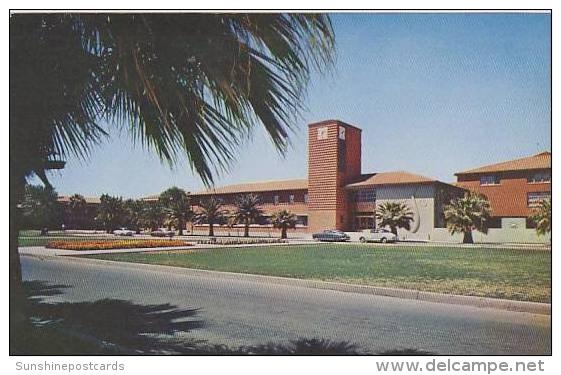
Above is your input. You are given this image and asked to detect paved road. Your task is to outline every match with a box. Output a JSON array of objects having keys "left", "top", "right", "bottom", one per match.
[{"left": 21, "top": 255, "right": 551, "bottom": 355}]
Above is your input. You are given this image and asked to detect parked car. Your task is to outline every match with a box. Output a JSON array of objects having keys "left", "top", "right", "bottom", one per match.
[
  {"left": 151, "top": 228, "right": 175, "bottom": 237},
  {"left": 358, "top": 228, "right": 397, "bottom": 243},
  {"left": 312, "top": 229, "right": 350, "bottom": 242},
  {"left": 113, "top": 228, "right": 135, "bottom": 236}
]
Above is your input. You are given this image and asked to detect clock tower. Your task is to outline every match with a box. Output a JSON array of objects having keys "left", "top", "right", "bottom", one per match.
[{"left": 307, "top": 120, "right": 362, "bottom": 232}]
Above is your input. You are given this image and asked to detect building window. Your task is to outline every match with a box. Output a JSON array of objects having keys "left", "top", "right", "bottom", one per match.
[
  {"left": 273, "top": 195, "right": 280, "bottom": 205},
  {"left": 526, "top": 218, "right": 537, "bottom": 229},
  {"left": 486, "top": 217, "right": 502, "bottom": 229},
  {"left": 296, "top": 215, "right": 308, "bottom": 226},
  {"left": 527, "top": 192, "right": 551, "bottom": 208},
  {"left": 354, "top": 188, "right": 376, "bottom": 203},
  {"left": 289, "top": 194, "right": 295, "bottom": 204},
  {"left": 528, "top": 172, "right": 551, "bottom": 183},
  {"left": 304, "top": 194, "right": 309, "bottom": 204},
  {"left": 480, "top": 175, "right": 500, "bottom": 185}
]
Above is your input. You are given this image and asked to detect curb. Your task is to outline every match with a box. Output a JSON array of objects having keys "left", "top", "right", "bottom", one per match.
[{"left": 23, "top": 253, "right": 551, "bottom": 316}]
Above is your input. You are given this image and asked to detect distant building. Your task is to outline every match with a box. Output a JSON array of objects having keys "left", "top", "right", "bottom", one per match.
[
  {"left": 59, "top": 120, "right": 551, "bottom": 243},
  {"left": 453, "top": 151, "right": 551, "bottom": 242},
  {"left": 188, "top": 120, "right": 464, "bottom": 240},
  {"left": 56, "top": 196, "right": 101, "bottom": 230}
]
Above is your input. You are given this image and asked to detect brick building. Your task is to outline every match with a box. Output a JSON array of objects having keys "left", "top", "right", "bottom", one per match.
[
  {"left": 189, "top": 120, "right": 465, "bottom": 239},
  {"left": 58, "top": 119, "right": 551, "bottom": 243},
  {"left": 454, "top": 152, "right": 551, "bottom": 232}
]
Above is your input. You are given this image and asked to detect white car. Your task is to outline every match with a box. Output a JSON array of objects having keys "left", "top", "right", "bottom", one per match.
[
  {"left": 358, "top": 228, "right": 397, "bottom": 243},
  {"left": 113, "top": 228, "right": 135, "bottom": 236}
]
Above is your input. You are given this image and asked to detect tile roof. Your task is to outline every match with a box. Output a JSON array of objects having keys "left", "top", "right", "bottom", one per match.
[
  {"left": 345, "top": 171, "right": 437, "bottom": 188},
  {"left": 455, "top": 152, "right": 551, "bottom": 175},
  {"left": 57, "top": 196, "right": 101, "bottom": 204},
  {"left": 141, "top": 194, "right": 160, "bottom": 201},
  {"left": 191, "top": 178, "right": 308, "bottom": 196}
]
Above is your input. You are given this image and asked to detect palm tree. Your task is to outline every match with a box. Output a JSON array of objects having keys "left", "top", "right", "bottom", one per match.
[
  {"left": 96, "top": 194, "right": 125, "bottom": 233},
  {"left": 375, "top": 202, "right": 414, "bottom": 236},
  {"left": 20, "top": 184, "right": 63, "bottom": 230},
  {"left": 270, "top": 210, "right": 297, "bottom": 239},
  {"left": 9, "top": 13, "right": 334, "bottom": 328},
  {"left": 444, "top": 192, "right": 492, "bottom": 244},
  {"left": 195, "top": 197, "right": 227, "bottom": 237},
  {"left": 123, "top": 199, "right": 144, "bottom": 233},
  {"left": 159, "top": 187, "right": 191, "bottom": 236},
  {"left": 233, "top": 194, "right": 264, "bottom": 237},
  {"left": 139, "top": 202, "right": 166, "bottom": 232},
  {"left": 529, "top": 199, "right": 551, "bottom": 236}
]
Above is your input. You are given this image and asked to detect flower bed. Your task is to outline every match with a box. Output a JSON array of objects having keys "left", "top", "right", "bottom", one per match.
[
  {"left": 196, "top": 238, "right": 286, "bottom": 246},
  {"left": 46, "top": 239, "right": 193, "bottom": 251}
]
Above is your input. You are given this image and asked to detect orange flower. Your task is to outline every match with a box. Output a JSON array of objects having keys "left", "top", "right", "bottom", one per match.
[{"left": 46, "top": 239, "right": 193, "bottom": 251}]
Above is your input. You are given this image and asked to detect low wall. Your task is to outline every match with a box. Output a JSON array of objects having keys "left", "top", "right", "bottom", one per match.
[{"left": 429, "top": 228, "right": 549, "bottom": 244}]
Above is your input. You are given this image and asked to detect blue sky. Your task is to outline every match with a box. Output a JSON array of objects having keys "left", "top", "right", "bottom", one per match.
[{"left": 39, "top": 12, "right": 551, "bottom": 198}]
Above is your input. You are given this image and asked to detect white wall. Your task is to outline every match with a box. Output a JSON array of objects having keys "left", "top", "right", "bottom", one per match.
[
  {"left": 376, "top": 184, "right": 435, "bottom": 241},
  {"left": 429, "top": 218, "right": 549, "bottom": 244}
]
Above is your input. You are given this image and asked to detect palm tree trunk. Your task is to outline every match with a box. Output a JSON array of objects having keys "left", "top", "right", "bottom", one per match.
[
  {"left": 244, "top": 220, "right": 249, "bottom": 237},
  {"left": 391, "top": 226, "right": 398, "bottom": 236},
  {"left": 178, "top": 218, "right": 184, "bottom": 236},
  {"left": 463, "top": 230, "right": 474, "bottom": 244},
  {"left": 281, "top": 226, "right": 287, "bottom": 239},
  {"left": 10, "top": 169, "right": 26, "bottom": 332},
  {"left": 209, "top": 222, "right": 214, "bottom": 237}
]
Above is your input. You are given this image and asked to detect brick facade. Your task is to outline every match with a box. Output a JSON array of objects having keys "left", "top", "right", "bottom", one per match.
[
  {"left": 307, "top": 120, "right": 362, "bottom": 232},
  {"left": 456, "top": 169, "right": 551, "bottom": 218}
]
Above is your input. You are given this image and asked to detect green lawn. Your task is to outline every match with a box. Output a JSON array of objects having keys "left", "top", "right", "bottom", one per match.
[{"left": 84, "top": 244, "right": 551, "bottom": 303}]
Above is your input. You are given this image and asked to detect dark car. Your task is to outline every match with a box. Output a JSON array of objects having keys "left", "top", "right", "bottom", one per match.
[
  {"left": 312, "top": 229, "right": 350, "bottom": 242},
  {"left": 151, "top": 228, "right": 175, "bottom": 237}
]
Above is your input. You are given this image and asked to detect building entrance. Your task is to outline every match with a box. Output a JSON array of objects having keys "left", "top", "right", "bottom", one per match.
[{"left": 354, "top": 215, "right": 375, "bottom": 230}]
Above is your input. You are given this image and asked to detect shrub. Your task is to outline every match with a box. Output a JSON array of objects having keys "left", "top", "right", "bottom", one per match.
[
  {"left": 46, "top": 240, "right": 193, "bottom": 251},
  {"left": 196, "top": 238, "right": 286, "bottom": 246}
]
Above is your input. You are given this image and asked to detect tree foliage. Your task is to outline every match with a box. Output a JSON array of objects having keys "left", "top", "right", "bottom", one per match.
[
  {"left": 194, "top": 197, "right": 227, "bottom": 236},
  {"left": 529, "top": 199, "right": 551, "bottom": 237},
  {"left": 96, "top": 194, "right": 125, "bottom": 233},
  {"left": 139, "top": 202, "right": 166, "bottom": 232},
  {"left": 270, "top": 210, "right": 297, "bottom": 239},
  {"left": 159, "top": 187, "right": 191, "bottom": 235},
  {"left": 20, "top": 184, "right": 63, "bottom": 230},
  {"left": 10, "top": 13, "right": 335, "bottom": 185},
  {"left": 233, "top": 194, "right": 264, "bottom": 237},
  {"left": 444, "top": 192, "right": 491, "bottom": 244},
  {"left": 123, "top": 199, "right": 144, "bottom": 233},
  {"left": 375, "top": 202, "right": 414, "bottom": 236}
]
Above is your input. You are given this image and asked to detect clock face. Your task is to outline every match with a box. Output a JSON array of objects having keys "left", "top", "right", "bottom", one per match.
[
  {"left": 338, "top": 126, "right": 346, "bottom": 140},
  {"left": 317, "top": 126, "right": 328, "bottom": 140}
]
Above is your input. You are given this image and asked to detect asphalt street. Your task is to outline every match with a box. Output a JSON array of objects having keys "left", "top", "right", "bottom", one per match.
[{"left": 21, "top": 255, "right": 551, "bottom": 355}]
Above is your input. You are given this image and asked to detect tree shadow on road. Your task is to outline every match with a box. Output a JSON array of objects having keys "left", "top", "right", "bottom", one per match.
[
  {"left": 13, "top": 281, "right": 205, "bottom": 355},
  {"left": 12, "top": 281, "right": 435, "bottom": 355}
]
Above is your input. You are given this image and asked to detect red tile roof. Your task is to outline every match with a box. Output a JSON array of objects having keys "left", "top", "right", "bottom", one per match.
[
  {"left": 57, "top": 196, "right": 101, "bottom": 204},
  {"left": 455, "top": 152, "right": 551, "bottom": 175},
  {"left": 191, "top": 179, "right": 308, "bottom": 196},
  {"left": 345, "top": 171, "right": 437, "bottom": 188}
]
